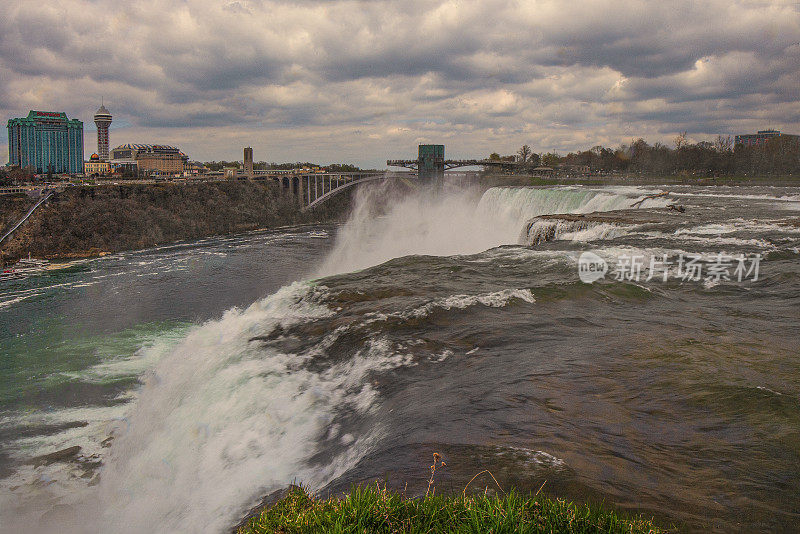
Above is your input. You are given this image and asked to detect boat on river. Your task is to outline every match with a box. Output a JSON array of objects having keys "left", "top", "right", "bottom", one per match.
[{"left": 1, "top": 255, "right": 50, "bottom": 280}]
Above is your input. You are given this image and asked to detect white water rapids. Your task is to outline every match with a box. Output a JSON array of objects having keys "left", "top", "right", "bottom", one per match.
[
  {"left": 317, "top": 183, "right": 669, "bottom": 275},
  {"left": 0, "top": 184, "right": 672, "bottom": 533}
]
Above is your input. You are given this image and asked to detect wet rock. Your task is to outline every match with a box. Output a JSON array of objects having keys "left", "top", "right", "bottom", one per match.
[
  {"left": 523, "top": 208, "right": 688, "bottom": 246},
  {"left": 249, "top": 325, "right": 285, "bottom": 342},
  {"left": 534, "top": 207, "right": 685, "bottom": 226},
  {"left": 30, "top": 445, "right": 82, "bottom": 467}
]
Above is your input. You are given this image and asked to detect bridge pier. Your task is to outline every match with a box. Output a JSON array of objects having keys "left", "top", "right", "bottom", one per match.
[{"left": 297, "top": 175, "right": 304, "bottom": 205}]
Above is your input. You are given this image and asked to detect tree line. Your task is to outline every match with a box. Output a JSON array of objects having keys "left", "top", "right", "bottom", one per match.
[
  {"left": 499, "top": 134, "right": 800, "bottom": 176},
  {"left": 202, "top": 161, "right": 366, "bottom": 172}
]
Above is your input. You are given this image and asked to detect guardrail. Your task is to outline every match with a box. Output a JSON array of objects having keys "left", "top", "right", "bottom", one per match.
[
  {"left": 0, "top": 190, "right": 53, "bottom": 245},
  {"left": 0, "top": 186, "right": 39, "bottom": 195}
]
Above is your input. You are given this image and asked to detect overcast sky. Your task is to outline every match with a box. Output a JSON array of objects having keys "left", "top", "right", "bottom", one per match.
[{"left": 2, "top": 0, "right": 799, "bottom": 167}]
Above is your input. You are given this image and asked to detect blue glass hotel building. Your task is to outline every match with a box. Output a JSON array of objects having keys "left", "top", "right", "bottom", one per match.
[{"left": 7, "top": 111, "right": 84, "bottom": 174}]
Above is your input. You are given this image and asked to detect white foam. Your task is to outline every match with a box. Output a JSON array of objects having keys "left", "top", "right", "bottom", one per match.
[
  {"left": 3, "top": 401, "right": 134, "bottom": 463},
  {"left": 0, "top": 294, "right": 34, "bottom": 309},
  {"left": 522, "top": 219, "right": 632, "bottom": 246},
  {"left": 69, "top": 326, "right": 193, "bottom": 383},
  {"left": 675, "top": 224, "right": 737, "bottom": 236},
  {"left": 560, "top": 223, "right": 630, "bottom": 242},
  {"left": 673, "top": 234, "right": 775, "bottom": 249},
  {"left": 496, "top": 446, "right": 567, "bottom": 469},
  {"left": 0, "top": 280, "right": 455, "bottom": 533},
  {"left": 409, "top": 288, "right": 536, "bottom": 316},
  {"left": 671, "top": 192, "right": 800, "bottom": 202},
  {"left": 360, "top": 289, "right": 536, "bottom": 327},
  {"left": 317, "top": 184, "right": 672, "bottom": 276},
  {"left": 0, "top": 280, "right": 104, "bottom": 309},
  {"left": 676, "top": 220, "right": 800, "bottom": 236}
]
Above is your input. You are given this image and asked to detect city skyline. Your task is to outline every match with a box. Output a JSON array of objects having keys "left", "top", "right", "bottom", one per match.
[{"left": 1, "top": 0, "right": 799, "bottom": 168}]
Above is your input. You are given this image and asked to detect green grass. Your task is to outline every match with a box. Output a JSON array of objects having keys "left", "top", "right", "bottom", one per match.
[{"left": 238, "top": 485, "right": 665, "bottom": 533}]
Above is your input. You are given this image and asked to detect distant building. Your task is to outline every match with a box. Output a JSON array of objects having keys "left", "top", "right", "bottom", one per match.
[
  {"left": 85, "top": 153, "right": 111, "bottom": 176},
  {"left": 109, "top": 143, "right": 189, "bottom": 175},
  {"left": 735, "top": 129, "right": 800, "bottom": 148},
  {"left": 418, "top": 144, "right": 444, "bottom": 181},
  {"left": 244, "top": 147, "right": 254, "bottom": 178},
  {"left": 184, "top": 161, "right": 208, "bottom": 175},
  {"left": 93, "top": 104, "right": 112, "bottom": 162},
  {"left": 7, "top": 110, "right": 84, "bottom": 174}
]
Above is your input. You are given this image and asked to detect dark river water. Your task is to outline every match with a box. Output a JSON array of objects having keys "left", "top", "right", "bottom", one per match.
[{"left": 0, "top": 183, "right": 798, "bottom": 533}]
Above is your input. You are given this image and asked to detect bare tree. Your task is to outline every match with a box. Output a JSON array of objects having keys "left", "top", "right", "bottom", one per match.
[
  {"left": 674, "top": 131, "right": 688, "bottom": 150},
  {"left": 714, "top": 135, "right": 732, "bottom": 153},
  {"left": 517, "top": 144, "right": 532, "bottom": 164}
]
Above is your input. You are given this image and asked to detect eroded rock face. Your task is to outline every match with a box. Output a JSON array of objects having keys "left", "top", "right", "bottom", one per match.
[
  {"left": 521, "top": 207, "right": 689, "bottom": 246},
  {"left": 533, "top": 207, "right": 684, "bottom": 226},
  {"left": 1, "top": 181, "right": 353, "bottom": 263}
]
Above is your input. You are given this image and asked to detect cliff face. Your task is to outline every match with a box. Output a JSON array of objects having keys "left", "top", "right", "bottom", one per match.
[
  {"left": 0, "top": 195, "right": 32, "bottom": 235},
  {"left": 0, "top": 181, "right": 351, "bottom": 263}
]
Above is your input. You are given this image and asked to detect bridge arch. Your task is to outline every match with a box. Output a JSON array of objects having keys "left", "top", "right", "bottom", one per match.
[{"left": 301, "top": 174, "right": 401, "bottom": 211}]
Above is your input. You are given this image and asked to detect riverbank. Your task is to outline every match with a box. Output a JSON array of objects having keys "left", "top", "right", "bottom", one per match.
[
  {"left": 236, "top": 485, "right": 664, "bottom": 533},
  {"left": 0, "top": 181, "right": 352, "bottom": 264}
]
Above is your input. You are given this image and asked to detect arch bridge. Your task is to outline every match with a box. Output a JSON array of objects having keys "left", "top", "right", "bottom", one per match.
[
  {"left": 260, "top": 172, "right": 393, "bottom": 212},
  {"left": 284, "top": 169, "right": 479, "bottom": 211},
  {"left": 268, "top": 144, "right": 519, "bottom": 210}
]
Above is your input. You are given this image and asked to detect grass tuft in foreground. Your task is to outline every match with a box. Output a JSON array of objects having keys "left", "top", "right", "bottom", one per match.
[{"left": 238, "top": 484, "right": 664, "bottom": 533}]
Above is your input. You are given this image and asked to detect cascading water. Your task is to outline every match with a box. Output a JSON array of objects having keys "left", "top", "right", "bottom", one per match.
[
  {"left": 0, "top": 183, "right": 674, "bottom": 534},
  {"left": 3, "top": 183, "right": 800, "bottom": 534},
  {"left": 521, "top": 220, "right": 631, "bottom": 246},
  {"left": 92, "top": 282, "right": 386, "bottom": 533},
  {"left": 318, "top": 183, "right": 671, "bottom": 276}
]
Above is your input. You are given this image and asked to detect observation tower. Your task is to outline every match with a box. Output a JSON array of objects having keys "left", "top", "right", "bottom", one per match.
[{"left": 93, "top": 104, "right": 112, "bottom": 162}]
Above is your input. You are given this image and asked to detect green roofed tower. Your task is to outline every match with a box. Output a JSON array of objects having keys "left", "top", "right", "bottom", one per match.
[{"left": 7, "top": 110, "right": 84, "bottom": 174}]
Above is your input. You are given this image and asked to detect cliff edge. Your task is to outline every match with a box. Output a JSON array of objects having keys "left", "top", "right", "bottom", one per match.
[{"left": 0, "top": 181, "right": 350, "bottom": 264}]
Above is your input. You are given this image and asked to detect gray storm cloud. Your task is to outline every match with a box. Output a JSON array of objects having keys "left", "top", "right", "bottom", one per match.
[{"left": 1, "top": 0, "right": 798, "bottom": 166}]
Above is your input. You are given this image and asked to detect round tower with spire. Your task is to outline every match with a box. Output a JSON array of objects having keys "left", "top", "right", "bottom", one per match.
[{"left": 94, "top": 102, "right": 112, "bottom": 162}]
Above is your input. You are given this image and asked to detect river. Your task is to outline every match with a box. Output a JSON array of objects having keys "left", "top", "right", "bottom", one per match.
[{"left": 0, "top": 182, "right": 798, "bottom": 533}]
